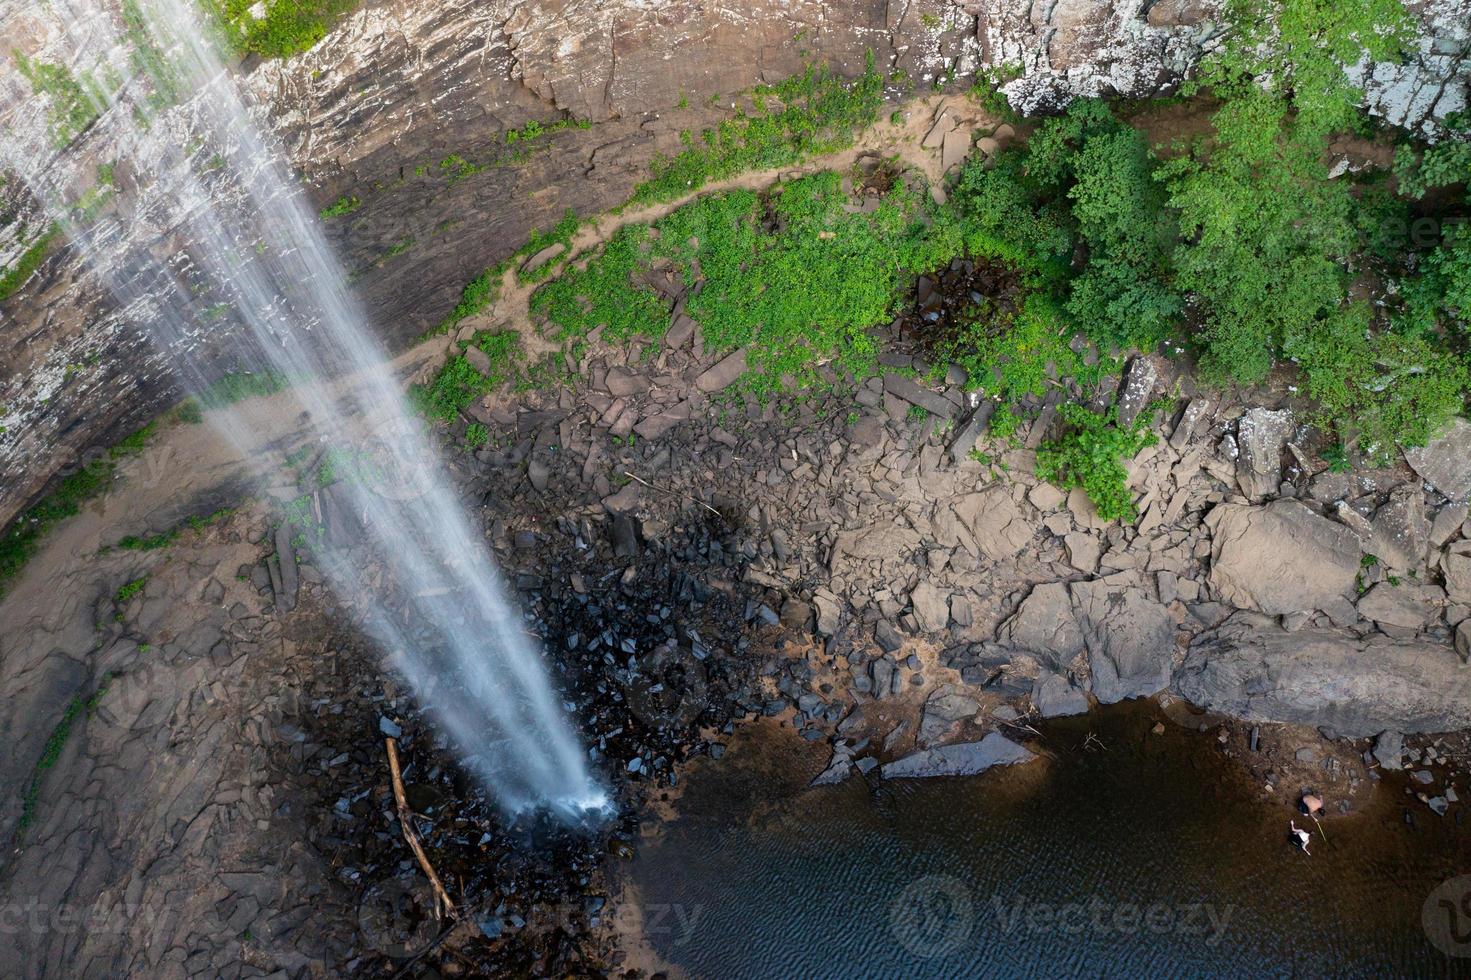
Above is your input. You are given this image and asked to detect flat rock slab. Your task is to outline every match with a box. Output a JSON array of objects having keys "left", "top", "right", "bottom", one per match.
[
  {"left": 831, "top": 524, "right": 922, "bottom": 565},
  {"left": 1206, "top": 499, "right": 1360, "bottom": 616},
  {"left": 882, "top": 372, "right": 956, "bottom": 419},
  {"left": 1174, "top": 612, "right": 1471, "bottom": 735},
  {"left": 694, "top": 348, "right": 747, "bottom": 392},
  {"left": 953, "top": 486, "right": 1036, "bottom": 559},
  {"left": 999, "top": 581, "right": 1084, "bottom": 670},
  {"left": 1405, "top": 419, "right": 1471, "bottom": 502},
  {"left": 881, "top": 731, "right": 1035, "bottom": 779}
]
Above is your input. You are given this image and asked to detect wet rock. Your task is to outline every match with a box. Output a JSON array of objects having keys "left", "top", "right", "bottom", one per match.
[
  {"left": 1456, "top": 619, "right": 1470, "bottom": 663},
  {"left": 1404, "top": 418, "right": 1471, "bottom": 502},
  {"left": 610, "top": 513, "right": 640, "bottom": 558},
  {"left": 1206, "top": 500, "right": 1360, "bottom": 616},
  {"left": 810, "top": 748, "right": 853, "bottom": 786},
  {"left": 272, "top": 525, "right": 299, "bottom": 613},
  {"left": 1031, "top": 672, "right": 1090, "bottom": 717},
  {"left": 1176, "top": 613, "right": 1471, "bottom": 735},
  {"left": 919, "top": 686, "right": 981, "bottom": 745},
  {"left": 875, "top": 621, "right": 904, "bottom": 654},
  {"left": 780, "top": 598, "right": 814, "bottom": 632},
  {"left": 881, "top": 731, "right": 1035, "bottom": 779}
]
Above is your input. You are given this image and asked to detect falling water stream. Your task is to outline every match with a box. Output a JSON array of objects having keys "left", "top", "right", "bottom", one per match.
[{"left": 0, "top": 0, "right": 604, "bottom": 816}]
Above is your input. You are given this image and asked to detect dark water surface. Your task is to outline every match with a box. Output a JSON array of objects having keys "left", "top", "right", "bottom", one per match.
[{"left": 627, "top": 704, "right": 1471, "bottom": 978}]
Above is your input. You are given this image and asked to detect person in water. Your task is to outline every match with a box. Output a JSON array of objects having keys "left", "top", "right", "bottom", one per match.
[{"left": 1290, "top": 820, "right": 1312, "bottom": 855}]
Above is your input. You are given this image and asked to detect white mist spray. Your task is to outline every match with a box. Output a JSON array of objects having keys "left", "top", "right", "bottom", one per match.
[{"left": 0, "top": 0, "right": 605, "bottom": 817}]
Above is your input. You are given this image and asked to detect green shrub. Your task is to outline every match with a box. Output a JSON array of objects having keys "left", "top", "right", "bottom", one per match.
[
  {"left": 200, "top": 0, "right": 360, "bottom": 59},
  {"left": 1037, "top": 404, "right": 1157, "bottom": 522},
  {"left": 464, "top": 423, "right": 489, "bottom": 449},
  {"left": 319, "top": 194, "right": 361, "bottom": 219}
]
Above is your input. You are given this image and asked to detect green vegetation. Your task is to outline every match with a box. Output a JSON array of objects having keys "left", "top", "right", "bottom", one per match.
[
  {"left": 1037, "top": 405, "right": 1157, "bottom": 521},
  {"left": 463, "top": 422, "right": 489, "bottom": 449},
  {"left": 505, "top": 117, "right": 593, "bottom": 143},
  {"left": 626, "top": 55, "right": 885, "bottom": 207},
  {"left": 319, "top": 194, "right": 361, "bottom": 219},
  {"left": 0, "top": 226, "right": 60, "bottom": 303},
  {"left": 196, "top": 369, "right": 288, "bottom": 407},
  {"left": 0, "top": 422, "right": 157, "bottom": 596},
  {"left": 114, "top": 576, "right": 148, "bottom": 604},
  {"left": 13, "top": 54, "right": 101, "bottom": 147},
  {"left": 410, "top": 329, "right": 521, "bottom": 422},
  {"left": 198, "top": 0, "right": 359, "bottom": 59},
  {"left": 122, "top": 0, "right": 181, "bottom": 111},
  {"left": 112, "top": 506, "right": 233, "bottom": 552},
  {"left": 18, "top": 680, "right": 109, "bottom": 834}
]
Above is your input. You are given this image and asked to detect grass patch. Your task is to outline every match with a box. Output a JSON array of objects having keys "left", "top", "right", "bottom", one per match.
[
  {"left": 0, "top": 422, "right": 158, "bottom": 597},
  {"left": 410, "top": 329, "right": 523, "bottom": 422},
  {"left": 17, "top": 680, "right": 110, "bottom": 834},
  {"left": 626, "top": 54, "right": 884, "bottom": 207},
  {"left": 197, "top": 370, "right": 289, "bottom": 407},
  {"left": 0, "top": 226, "right": 61, "bottom": 303},
  {"left": 111, "top": 506, "right": 233, "bottom": 552},
  {"left": 13, "top": 54, "right": 101, "bottom": 147},
  {"left": 319, "top": 194, "right": 361, "bottom": 219},
  {"left": 114, "top": 576, "right": 148, "bottom": 604}
]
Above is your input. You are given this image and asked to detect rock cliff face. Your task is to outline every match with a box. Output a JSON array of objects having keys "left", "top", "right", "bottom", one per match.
[{"left": 1, "top": 0, "right": 1468, "bottom": 527}]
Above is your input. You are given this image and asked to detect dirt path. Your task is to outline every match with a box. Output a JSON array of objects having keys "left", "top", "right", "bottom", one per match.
[{"left": 427, "top": 91, "right": 1000, "bottom": 362}]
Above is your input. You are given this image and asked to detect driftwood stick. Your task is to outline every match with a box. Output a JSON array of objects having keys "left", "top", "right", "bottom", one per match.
[
  {"left": 622, "top": 471, "right": 721, "bottom": 517},
  {"left": 385, "top": 737, "right": 457, "bottom": 920}
]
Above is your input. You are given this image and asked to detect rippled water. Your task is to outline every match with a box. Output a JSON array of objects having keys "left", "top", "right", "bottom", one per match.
[{"left": 628, "top": 704, "right": 1470, "bottom": 977}]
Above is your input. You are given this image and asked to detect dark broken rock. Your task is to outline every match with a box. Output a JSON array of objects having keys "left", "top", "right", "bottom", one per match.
[
  {"left": 909, "top": 581, "right": 951, "bottom": 633},
  {"left": 1404, "top": 418, "right": 1471, "bottom": 502},
  {"left": 881, "top": 731, "right": 1036, "bottom": 779},
  {"left": 1206, "top": 500, "right": 1360, "bottom": 616},
  {"left": 946, "top": 402, "right": 994, "bottom": 463},
  {"left": 1236, "top": 407, "right": 1293, "bottom": 500},
  {"left": 1456, "top": 619, "right": 1470, "bottom": 663},
  {"left": 694, "top": 348, "right": 748, "bottom": 392},
  {"left": 1116, "top": 356, "right": 1158, "bottom": 428},
  {"left": 999, "top": 582, "right": 1084, "bottom": 671},
  {"left": 604, "top": 367, "right": 650, "bottom": 397},
  {"left": 919, "top": 686, "right": 981, "bottom": 745},
  {"left": 814, "top": 591, "right": 842, "bottom": 636},
  {"left": 810, "top": 748, "right": 854, "bottom": 786},
  {"left": 272, "top": 524, "right": 299, "bottom": 613},
  {"left": 780, "top": 598, "right": 814, "bottom": 631},
  {"left": 1032, "top": 672, "right": 1090, "bottom": 717},
  {"left": 527, "top": 459, "right": 551, "bottom": 493},
  {"left": 875, "top": 621, "right": 905, "bottom": 654},
  {"left": 611, "top": 513, "right": 641, "bottom": 558},
  {"left": 1071, "top": 573, "right": 1175, "bottom": 703},
  {"left": 1175, "top": 612, "right": 1471, "bottom": 735}
]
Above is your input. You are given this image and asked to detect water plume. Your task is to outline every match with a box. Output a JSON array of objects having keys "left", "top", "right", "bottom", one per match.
[{"left": 0, "top": 0, "right": 605, "bottom": 818}]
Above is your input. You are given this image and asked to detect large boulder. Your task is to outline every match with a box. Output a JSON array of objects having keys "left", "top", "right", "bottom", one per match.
[
  {"left": 1205, "top": 500, "right": 1360, "bottom": 616},
  {"left": 1070, "top": 573, "right": 1176, "bottom": 703},
  {"left": 1404, "top": 418, "right": 1471, "bottom": 503},
  {"left": 1174, "top": 612, "right": 1471, "bottom": 735},
  {"left": 952, "top": 486, "right": 1036, "bottom": 559},
  {"left": 998, "top": 582, "right": 1084, "bottom": 670},
  {"left": 881, "top": 731, "right": 1036, "bottom": 779}
]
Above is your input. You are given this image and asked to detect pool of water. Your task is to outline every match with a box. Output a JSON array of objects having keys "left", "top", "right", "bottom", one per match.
[{"left": 625, "top": 703, "right": 1470, "bottom": 978}]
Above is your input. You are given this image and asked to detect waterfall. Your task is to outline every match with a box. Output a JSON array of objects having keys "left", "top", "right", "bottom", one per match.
[{"left": 0, "top": 0, "right": 606, "bottom": 818}]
